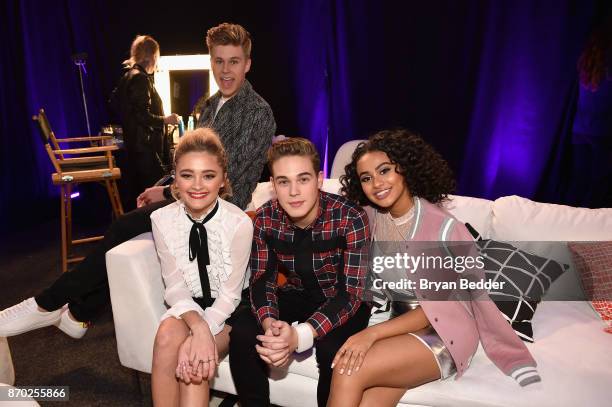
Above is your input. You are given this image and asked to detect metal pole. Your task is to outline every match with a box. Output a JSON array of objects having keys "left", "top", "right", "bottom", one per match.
[{"left": 77, "top": 62, "right": 92, "bottom": 137}]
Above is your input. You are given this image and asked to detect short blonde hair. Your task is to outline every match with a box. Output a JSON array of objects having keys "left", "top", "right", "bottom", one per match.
[
  {"left": 123, "top": 35, "right": 159, "bottom": 68},
  {"left": 172, "top": 128, "right": 232, "bottom": 199},
  {"left": 206, "top": 23, "right": 252, "bottom": 57}
]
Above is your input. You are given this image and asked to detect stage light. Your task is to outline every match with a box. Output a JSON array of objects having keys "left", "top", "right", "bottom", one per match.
[{"left": 70, "top": 192, "right": 80, "bottom": 199}]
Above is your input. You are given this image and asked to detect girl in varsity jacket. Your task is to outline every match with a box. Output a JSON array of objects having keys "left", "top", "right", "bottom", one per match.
[{"left": 327, "top": 129, "right": 539, "bottom": 407}]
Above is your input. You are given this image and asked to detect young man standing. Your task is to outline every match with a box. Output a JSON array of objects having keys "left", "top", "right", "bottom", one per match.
[
  {"left": 0, "top": 23, "right": 275, "bottom": 338},
  {"left": 229, "top": 138, "right": 371, "bottom": 407}
]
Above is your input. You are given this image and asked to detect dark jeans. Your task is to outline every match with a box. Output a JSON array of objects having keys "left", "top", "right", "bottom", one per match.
[
  {"left": 229, "top": 290, "right": 371, "bottom": 407},
  {"left": 35, "top": 199, "right": 174, "bottom": 322}
]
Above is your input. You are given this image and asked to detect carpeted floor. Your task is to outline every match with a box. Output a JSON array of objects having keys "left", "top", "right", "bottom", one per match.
[
  {"left": 1, "top": 218, "right": 149, "bottom": 406},
  {"left": 0, "top": 217, "right": 236, "bottom": 406}
]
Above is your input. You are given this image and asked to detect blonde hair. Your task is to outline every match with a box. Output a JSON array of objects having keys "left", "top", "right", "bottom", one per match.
[
  {"left": 206, "top": 23, "right": 252, "bottom": 57},
  {"left": 123, "top": 35, "right": 160, "bottom": 68},
  {"left": 172, "top": 128, "right": 232, "bottom": 199},
  {"left": 267, "top": 137, "right": 320, "bottom": 175}
]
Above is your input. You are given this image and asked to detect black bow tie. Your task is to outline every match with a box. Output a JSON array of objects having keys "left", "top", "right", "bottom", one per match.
[{"left": 186, "top": 201, "right": 219, "bottom": 303}]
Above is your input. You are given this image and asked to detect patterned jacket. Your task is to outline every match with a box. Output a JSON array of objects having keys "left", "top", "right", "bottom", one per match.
[
  {"left": 250, "top": 191, "right": 370, "bottom": 338},
  {"left": 197, "top": 80, "right": 276, "bottom": 209}
]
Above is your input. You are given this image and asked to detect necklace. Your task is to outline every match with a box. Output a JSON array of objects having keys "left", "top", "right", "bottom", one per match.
[{"left": 375, "top": 204, "right": 416, "bottom": 242}]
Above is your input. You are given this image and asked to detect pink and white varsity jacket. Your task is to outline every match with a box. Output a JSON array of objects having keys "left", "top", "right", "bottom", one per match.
[{"left": 365, "top": 197, "right": 540, "bottom": 386}]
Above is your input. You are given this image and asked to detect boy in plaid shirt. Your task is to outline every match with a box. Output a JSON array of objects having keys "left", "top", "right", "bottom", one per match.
[{"left": 229, "top": 138, "right": 371, "bottom": 407}]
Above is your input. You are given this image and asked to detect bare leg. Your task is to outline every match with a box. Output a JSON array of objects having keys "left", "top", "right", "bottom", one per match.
[
  {"left": 178, "top": 324, "right": 232, "bottom": 406},
  {"left": 327, "top": 334, "right": 440, "bottom": 407},
  {"left": 359, "top": 387, "right": 407, "bottom": 407},
  {"left": 152, "top": 318, "right": 189, "bottom": 407}
]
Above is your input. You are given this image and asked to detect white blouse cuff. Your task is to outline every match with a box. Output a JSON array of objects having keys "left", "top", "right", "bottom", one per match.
[
  {"left": 162, "top": 299, "right": 205, "bottom": 321},
  {"left": 203, "top": 307, "right": 225, "bottom": 336}
]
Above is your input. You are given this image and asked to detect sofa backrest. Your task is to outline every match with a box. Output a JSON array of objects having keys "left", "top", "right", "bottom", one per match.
[
  {"left": 329, "top": 139, "right": 366, "bottom": 179},
  {"left": 490, "top": 195, "right": 612, "bottom": 300},
  {"left": 247, "top": 179, "right": 612, "bottom": 300},
  {"left": 249, "top": 180, "right": 495, "bottom": 236}
]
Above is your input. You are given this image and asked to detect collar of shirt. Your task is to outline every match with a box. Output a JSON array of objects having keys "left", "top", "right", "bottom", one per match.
[
  {"left": 208, "top": 79, "right": 253, "bottom": 114},
  {"left": 179, "top": 198, "right": 220, "bottom": 222}
]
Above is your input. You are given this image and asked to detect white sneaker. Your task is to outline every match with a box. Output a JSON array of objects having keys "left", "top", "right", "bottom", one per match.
[
  {"left": 56, "top": 307, "right": 88, "bottom": 339},
  {"left": 0, "top": 298, "right": 62, "bottom": 336}
]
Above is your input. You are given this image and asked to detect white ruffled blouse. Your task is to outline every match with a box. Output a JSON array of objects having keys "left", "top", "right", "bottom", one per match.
[{"left": 150, "top": 198, "right": 253, "bottom": 335}]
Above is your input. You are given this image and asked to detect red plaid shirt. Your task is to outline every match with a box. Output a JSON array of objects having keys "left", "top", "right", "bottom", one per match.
[{"left": 250, "top": 191, "right": 370, "bottom": 338}]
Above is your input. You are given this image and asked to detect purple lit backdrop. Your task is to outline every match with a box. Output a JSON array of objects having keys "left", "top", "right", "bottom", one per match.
[
  {"left": 0, "top": 0, "right": 606, "bottom": 234},
  {"left": 459, "top": 2, "right": 594, "bottom": 199}
]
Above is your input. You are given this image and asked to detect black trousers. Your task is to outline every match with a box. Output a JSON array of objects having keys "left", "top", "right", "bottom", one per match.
[
  {"left": 123, "top": 149, "right": 165, "bottom": 211},
  {"left": 35, "top": 199, "right": 174, "bottom": 322},
  {"left": 229, "top": 290, "right": 371, "bottom": 407}
]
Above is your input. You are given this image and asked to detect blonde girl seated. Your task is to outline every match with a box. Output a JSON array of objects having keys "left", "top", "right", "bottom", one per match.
[{"left": 150, "top": 128, "right": 253, "bottom": 406}]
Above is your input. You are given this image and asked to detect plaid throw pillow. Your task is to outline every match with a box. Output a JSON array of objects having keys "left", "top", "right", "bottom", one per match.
[{"left": 568, "top": 242, "right": 612, "bottom": 334}]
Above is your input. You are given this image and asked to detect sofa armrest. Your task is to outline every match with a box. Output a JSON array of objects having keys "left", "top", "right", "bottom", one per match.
[
  {"left": 0, "top": 337, "right": 14, "bottom": 385},
  {"left": 106, "top": 232, "right": 166, "bottom": 373}
]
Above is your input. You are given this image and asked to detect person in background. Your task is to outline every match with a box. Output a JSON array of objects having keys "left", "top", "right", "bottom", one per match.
[
  {"left": 116, "top": 35, "right": 179, "bottom": 210},
  {"left": 0, "top": 23, "right": 275, "bottom": 341},
  {"left": 567, "top": 11, "right": 612, "bottom": 208}
]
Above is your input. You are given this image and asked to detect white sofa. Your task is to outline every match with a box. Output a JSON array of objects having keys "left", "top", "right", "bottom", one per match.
[
  {"left": 106, "top": 180, "right": 612, "bottom": 407},
  {"left": 0, "top": 337, "right": 14, "bottom": 386}
]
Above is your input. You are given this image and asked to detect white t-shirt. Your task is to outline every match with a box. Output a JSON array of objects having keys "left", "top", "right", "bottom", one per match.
[
  {"left": 150, "top": 198, "right": 253, "bottom": 335},
  {"left": 214, "top": 96, "right": 229, "bottom": 119}
]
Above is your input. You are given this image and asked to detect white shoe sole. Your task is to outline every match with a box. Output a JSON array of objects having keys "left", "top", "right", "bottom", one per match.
[
  {"left": 0, "top": 297, "right": 62, "bottom": 337},
  {"left": 56, "top": 308, "right": 88, "bottom": 339},
  {"left": 0, "top": 316, "right": 60, "bottom": 336}
]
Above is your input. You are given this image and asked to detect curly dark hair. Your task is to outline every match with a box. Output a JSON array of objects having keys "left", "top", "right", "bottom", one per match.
[{"left": 340, "top": 129, "right": 456, "bottom": 207}]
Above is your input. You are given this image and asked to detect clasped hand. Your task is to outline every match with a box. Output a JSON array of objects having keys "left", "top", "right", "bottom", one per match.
[
  {"left": 176, "top": 322, "right": 218, "bottom": 383},
  {"left": 255, "top": 318, "right": 298, "bottom": 367}
]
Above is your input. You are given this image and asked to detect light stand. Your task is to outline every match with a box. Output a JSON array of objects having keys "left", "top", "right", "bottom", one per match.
[{"left": 72, "top": 52, "right": 92, "bottom": 137}]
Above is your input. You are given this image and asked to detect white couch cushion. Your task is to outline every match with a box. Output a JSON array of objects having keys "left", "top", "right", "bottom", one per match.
[
  {"left": 254, "top": 302, "right": 612, "bottom": 407},
  {"left": 396, "top": 301, "right": 612, "bottom": 407},
  {"left": 491, "top": 196, "right": 612, "bottom": 300},
  {"left": 0, "top": 337, "right": 14, "bottom": 386},
  {"left": 329, "top": 140, "right": 366, "bottom": 179},
  {"left": 491, "top": 195, "right": 612, "bottom": 242}
]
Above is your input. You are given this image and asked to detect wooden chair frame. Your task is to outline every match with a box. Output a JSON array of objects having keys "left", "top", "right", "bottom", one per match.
[{"left": 34, "top": 108, "right": 124, "bottom": 272}]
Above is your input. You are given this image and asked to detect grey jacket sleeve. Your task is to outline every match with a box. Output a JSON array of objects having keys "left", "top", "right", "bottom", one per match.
[{"left": 229, "top": 106, "right": 276, "bottom": 208}]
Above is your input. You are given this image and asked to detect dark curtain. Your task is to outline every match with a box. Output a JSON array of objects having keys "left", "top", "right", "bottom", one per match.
[
  {"left": 0, "top": 0, "right": 604, "bottom": 235},
  {"left": 282, "top": 0, "right": 596, "bottom": 202}
]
